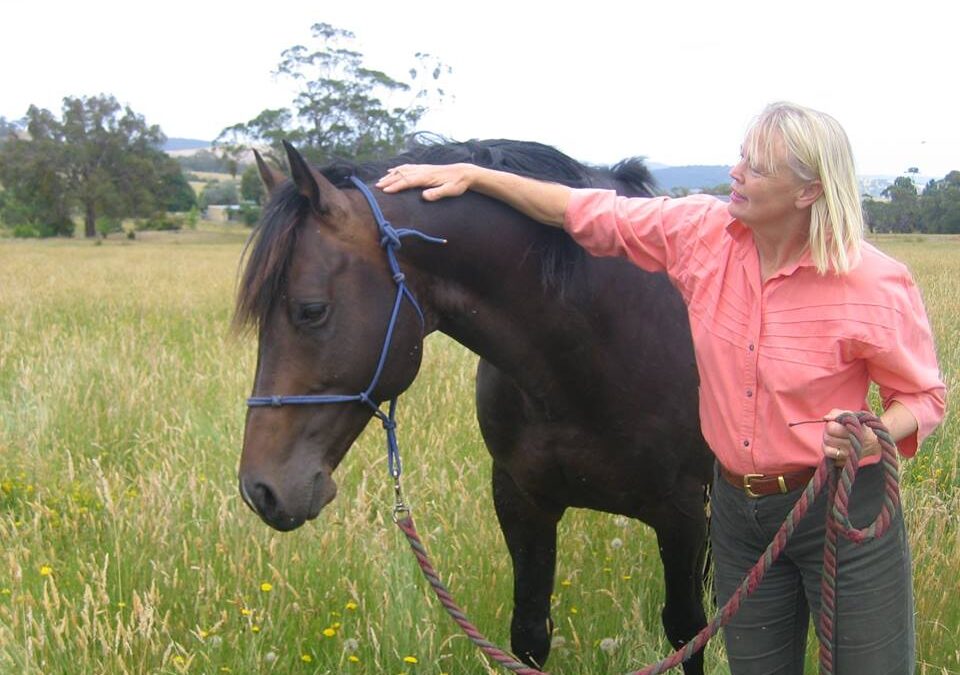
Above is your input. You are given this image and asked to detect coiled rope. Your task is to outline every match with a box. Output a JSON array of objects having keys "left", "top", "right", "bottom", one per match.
[{"left": 394, "top": 411, "right": 900, "bottom": 675}]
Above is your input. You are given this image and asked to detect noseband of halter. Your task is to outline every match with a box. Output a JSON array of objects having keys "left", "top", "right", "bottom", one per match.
[{"left": 246, "top": 176, "right": 446, "bottom": 477}]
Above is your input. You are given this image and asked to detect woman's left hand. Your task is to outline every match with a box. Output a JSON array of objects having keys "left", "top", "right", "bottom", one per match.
[{"left": 822, "top": 409, "right": 880, "bottom": 467}]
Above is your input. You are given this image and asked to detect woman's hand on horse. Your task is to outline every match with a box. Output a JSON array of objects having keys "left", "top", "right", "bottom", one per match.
[
  {"left": 821, "top": 408, "right": 879, "bottom": 467},
  {"left": 377, "top": 163, "right": 477, "bottom": 201}
]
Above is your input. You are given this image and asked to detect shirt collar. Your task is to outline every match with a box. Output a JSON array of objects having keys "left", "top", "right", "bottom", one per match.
[{"left": 725, "top": 218, "right": 815, "bottom": 279}]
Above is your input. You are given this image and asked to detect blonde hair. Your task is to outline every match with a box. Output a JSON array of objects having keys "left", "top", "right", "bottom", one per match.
[{"left": 743, "top": 102, "right": 863, "bottom": 275}]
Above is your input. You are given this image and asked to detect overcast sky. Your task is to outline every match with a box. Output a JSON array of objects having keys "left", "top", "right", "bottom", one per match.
[{"left": 2, "top": 0, "right": 958, "bottom": 177}]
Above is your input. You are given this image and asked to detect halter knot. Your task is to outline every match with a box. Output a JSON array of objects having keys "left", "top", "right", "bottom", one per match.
[{"left": 380, "top": 225, "right": 402, "bottom": 250}]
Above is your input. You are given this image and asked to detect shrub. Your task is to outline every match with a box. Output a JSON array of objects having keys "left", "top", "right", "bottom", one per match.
[
  {"left": 96, "top": 217, "right": 123, "bottom": 238},
  {"left": 136, "top": 213, "right": 181, "bottom": 232}
]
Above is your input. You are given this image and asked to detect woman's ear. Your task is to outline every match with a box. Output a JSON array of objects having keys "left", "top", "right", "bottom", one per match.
[{"left": 796, "top": 180, "right": 823, "bottom": 209}]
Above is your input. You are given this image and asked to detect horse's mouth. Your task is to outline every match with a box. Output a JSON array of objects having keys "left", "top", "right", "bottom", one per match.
[{"left": 307, "top": 476, "right": 338, "bottom": 520}]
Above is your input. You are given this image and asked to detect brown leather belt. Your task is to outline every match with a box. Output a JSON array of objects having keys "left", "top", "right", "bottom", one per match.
[{"left": 719, "top": 465, "right": 816, "bottom": 498}]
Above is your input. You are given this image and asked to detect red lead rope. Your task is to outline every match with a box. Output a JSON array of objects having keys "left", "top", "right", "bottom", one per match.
[{"left": 394, "top": 411, "right": 900, "bottom": 675}]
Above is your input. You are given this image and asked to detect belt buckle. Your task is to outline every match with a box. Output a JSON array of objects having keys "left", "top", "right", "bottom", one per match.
[{"left": 742, "top": 473, "right": 764, "bottom": 498}]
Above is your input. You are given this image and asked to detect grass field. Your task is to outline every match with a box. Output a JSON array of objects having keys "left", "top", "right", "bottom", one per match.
[{"left": 0, "top": 229, "right": 957, "bottom": 674}]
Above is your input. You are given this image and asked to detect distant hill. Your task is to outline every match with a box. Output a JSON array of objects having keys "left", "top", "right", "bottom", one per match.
[
  {"left": 164, "top": 138, "right": 211, "bottom": 152},
  {"left": 651, "top": 165, "right": 732, "bottom": 191}
]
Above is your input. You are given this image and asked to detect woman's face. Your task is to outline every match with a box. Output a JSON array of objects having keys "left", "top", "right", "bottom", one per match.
[{"left": 727, "top": 134, "right": 810, "bottom": 229}]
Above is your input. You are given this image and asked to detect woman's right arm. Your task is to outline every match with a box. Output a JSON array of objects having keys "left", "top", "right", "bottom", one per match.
[{"left": 376, "top": 163, "right": 572, "bottom": 228}]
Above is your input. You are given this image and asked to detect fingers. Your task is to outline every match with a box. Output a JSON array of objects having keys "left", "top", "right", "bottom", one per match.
[
  {"left": 375, "top": 164, "right": 470, "bottom": 201},
  {"left": 825, "top": 445, "right": 848, "bottom": 467},
  {"left": 375, "top": 165, "right": 414, "bottom": 192}
]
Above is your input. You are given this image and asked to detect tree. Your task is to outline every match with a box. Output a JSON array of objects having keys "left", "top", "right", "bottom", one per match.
[
  {"left": 0, "top": 95, "right": 188, "bottom": 237},
  {"left": 215, "top": 22, "right": 451, "bottom": 166},
  {"left": 862, "top": 168, "right": 960, "bottom": 234},
  {"left": 240, "top": 164, "right": 264, "bottom": 204},
  {"left": 879, "top": 175, "right": 920, "bottom": 232},
  {"left": 0, "top": 116, "right": 74, "bottom": 236},
  {"left": 918, "top": 171, "right": 960, "bottom": 234}
]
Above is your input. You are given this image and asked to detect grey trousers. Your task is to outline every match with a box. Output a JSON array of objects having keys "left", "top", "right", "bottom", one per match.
[{"left": 710, "top": 462, "right": 915, "bottom": 675}]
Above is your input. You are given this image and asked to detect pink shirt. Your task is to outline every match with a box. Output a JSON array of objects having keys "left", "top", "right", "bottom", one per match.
[{"left": 565, "top": 190, "right": 946, "bottom": 475}]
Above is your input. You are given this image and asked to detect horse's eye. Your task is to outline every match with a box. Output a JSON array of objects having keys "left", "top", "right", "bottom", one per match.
[{"left": 296, "top": 302, "right": 330, "bottom": 328}]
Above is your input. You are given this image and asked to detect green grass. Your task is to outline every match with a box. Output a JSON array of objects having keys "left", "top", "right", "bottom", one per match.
[{"left": 0, "top": 230, "right": 957, "bottom": 674}]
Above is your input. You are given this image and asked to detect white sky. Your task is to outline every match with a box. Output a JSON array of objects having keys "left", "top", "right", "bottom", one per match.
[{"left": 2, "top": 0, "right": 958, "bottom": 177}]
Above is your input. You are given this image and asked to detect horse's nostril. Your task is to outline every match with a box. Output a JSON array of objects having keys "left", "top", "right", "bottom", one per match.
[
  {"left": 253, "top": 481, "right": 277, "bottom": 513},
  {"left": 239, "top": 477, "right": 277, "bottom": 518}
]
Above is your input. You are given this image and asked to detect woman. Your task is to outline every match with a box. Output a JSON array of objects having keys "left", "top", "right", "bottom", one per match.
[{"left": 377, "top": 102, "right": 946, "bottom": 674}]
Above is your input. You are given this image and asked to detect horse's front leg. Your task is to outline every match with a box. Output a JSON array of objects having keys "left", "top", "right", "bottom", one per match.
[
  {"left": 650, "top": 475, "right": 709, "bottom": 675},
  {"left": 491, "top": 464, "right": 562, "bottom": 669}
]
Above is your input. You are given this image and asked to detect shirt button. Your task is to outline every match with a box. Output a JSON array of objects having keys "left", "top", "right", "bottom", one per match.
[
  {"left": 748, "top": 343, "right": 755, "bottom": 351},
  {"left": 746, "top": 389, "right": 753, "bottom": 398},
  {"left": 743, "top": 440, "right": 750, "bottom": 447}
]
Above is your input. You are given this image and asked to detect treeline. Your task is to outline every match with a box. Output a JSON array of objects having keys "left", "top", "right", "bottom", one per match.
[
  {"left": 0, "top": 22, "right": 450, "bottom": 239},
  {"left": 0, "top": 95, "right": 197, "bottom": 238},
  {"left": 863, "top": 172, "right": 960, "bottom": 234}
]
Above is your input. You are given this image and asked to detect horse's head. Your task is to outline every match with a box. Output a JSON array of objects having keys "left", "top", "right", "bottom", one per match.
[{"left": 235, "top": 143, "right": 426, "bottom": 531}]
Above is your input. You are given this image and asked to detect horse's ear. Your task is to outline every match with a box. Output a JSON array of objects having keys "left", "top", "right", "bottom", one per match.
[
  {"left": 253, "top": 149, "right": 285, "bottom": 195},
  {"left": 283, "top": 141, "right": 349, "bottom": 215}
]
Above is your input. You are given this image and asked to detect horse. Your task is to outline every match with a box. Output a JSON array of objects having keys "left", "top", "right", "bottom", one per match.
[{"left": 234, "top": 138, "right": 714, "bottom": 673}]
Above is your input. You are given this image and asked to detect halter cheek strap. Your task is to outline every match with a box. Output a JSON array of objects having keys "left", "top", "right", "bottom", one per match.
[{"left": 246, "top": 176, "right": 446, "bottom": 479}]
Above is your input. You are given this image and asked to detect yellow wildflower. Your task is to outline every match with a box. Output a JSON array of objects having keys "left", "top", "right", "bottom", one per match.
[
  {"left": 39, "top": 565, "right": 53, "bottom": 576},
  {"left": 403, "top": 656, "right": 418, "bottom": 664},
  {"left": 345, "top": 600, "right": 358, "bottom": 611},
  {"left": 323, "top": 627, "right": 336, "bottom": 637},
  {"left": 259, "top": 582, "right": 273, "bottom": 592},
  {"left": 301, "top": 654, "right": 313, "bottom": 663},
  {"left": 348, "top": 655, "right": 360, "bottom": 663}
]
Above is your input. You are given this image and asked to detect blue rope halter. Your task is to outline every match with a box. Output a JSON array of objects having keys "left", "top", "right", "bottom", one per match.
[{"left": 246, "top": 176, "right": 446, "bottom": 481}]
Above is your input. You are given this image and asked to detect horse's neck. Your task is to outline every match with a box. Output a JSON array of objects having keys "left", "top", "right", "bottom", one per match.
[{"left": 397, "top": 195, "right": 589, "bottom": 388}]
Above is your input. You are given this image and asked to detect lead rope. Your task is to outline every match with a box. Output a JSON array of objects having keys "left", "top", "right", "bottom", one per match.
[{"left": 392, "top": 411, "right": 900, "bottom": 675}]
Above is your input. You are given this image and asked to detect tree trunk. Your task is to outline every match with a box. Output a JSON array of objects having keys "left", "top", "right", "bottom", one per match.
[{"left": 84, "top": 201, "right": 96, "bottom": 238}]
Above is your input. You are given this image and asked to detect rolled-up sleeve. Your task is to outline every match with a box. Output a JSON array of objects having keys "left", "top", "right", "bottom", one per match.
[
  {"left": 868, "top": 276, "right": 947, "bottom": 457},
  {"left": 564, "top": 189, "right": 728, "bottom": 285}
]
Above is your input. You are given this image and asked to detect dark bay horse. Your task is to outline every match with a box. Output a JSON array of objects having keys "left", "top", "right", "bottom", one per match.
[{"left": 235, "top": 139, "right": 713, "bottom": 672}]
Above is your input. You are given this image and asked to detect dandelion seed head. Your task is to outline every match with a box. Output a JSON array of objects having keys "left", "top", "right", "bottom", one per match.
[
  {"left": 343, "top": 638, "right": 360, "bottom": 652},
  {"left": 599, "top": 637, "right": 619, "bottom": 654},
  {"left": 610, "top": 537, "right": 623, "bottom": 550},
  {"left": 264, "top": 651, "right": 277, "bottom": 663}
]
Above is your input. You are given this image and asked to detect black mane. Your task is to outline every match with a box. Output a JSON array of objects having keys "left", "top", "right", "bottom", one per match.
[{"left": 234, "top": 138, "right": 656, "bottom": 331}]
